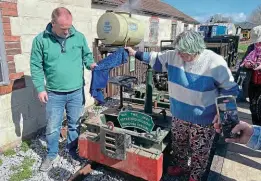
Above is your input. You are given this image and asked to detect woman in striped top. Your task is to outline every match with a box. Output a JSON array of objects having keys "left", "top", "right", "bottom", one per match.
[{"left": 126, "top": 30, "right": 239, "bottom": 181}]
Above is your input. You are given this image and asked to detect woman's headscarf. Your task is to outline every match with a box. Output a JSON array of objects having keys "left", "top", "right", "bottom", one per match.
[{"left": 241, "top": 25, "right": 261, "bottom": 66}]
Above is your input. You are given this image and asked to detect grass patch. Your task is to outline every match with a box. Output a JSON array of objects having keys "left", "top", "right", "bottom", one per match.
[
  {"left": 10, "top": 165, "right": 20, "bottom": 171},
  {"left": 20, "top": 141, "right": 31, "bottom": 152},
  {"left": 9, "top": 156, "right": 35, "bottom": 181},
  {"left": 42, "top": 145, "right": 47, "bottom": 152},
  {"left": 237, "top": 43, "right": 250, "bottom": 61},
  {"left": 3, "top": 149, "right": 16, "bottom": 157},
  {"left": 21, "top": 156, "right": 35, "bottom": 168},
  {"left": 238, "top": 52, "right": 245, "bottom": 61},
  {"left": 0, "top": 159, "right": 2, "bottom": 166},
  {"left": 238, "top": 43, "right": 249, "bottom": 53},
  {"left": 9, "top": 168, "right": 33, "bottom": 181}
]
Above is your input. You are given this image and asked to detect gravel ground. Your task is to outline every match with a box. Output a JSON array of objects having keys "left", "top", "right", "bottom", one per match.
[
  {"left": 0, "top": 136, "right": 182, "bottom": 181},
  {"left": 0, "top": 89, "right": 185, "bottom": 181},
  {"left": 0, "top": 136, "right": 76, "bottom": 181}
]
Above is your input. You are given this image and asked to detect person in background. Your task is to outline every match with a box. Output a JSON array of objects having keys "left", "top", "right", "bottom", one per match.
[
  {"left": 30, "top": 7, "right": 97, "bottom": 172},
  {"left": 126, "top": 30, "right": 239, "bottom": 181},
  {"left": 240, "top": 25, "right": 261, "bottom": 126},
  {"left": 213, "top": 120, "right": 261, "bottom": 150}
]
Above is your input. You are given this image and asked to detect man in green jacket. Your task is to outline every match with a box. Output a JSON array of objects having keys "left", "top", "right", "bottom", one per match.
[{"left": 30, "top": 7, "right": 96, "bottom": 171}]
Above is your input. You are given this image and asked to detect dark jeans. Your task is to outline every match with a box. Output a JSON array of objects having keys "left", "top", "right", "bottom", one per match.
[
  {"left": 45, "top": 88, "right": 84, "bottom": 159},
  {"left": 249, "top": 83, "right": 261, "bottom": 126}
]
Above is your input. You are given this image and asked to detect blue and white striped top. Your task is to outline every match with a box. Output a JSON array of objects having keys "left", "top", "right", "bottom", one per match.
[{"left": 135, "top": 49, "right": 239, "bottom": 125}]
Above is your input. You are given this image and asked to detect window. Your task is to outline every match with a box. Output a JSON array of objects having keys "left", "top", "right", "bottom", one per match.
[
  {"left": 0, "top": 10, "right": 9, "bottom": 85},
  {"left": 190, "top": 25, "right": 194, "bottom": 30},
  {"left": 194, "top": 25, "right": 198, "bottom": 31},
  {"left": 184, "top": 24, "right": 188, "bottom": 31},
  {"left": 171, "top": 22, "right": 177, "bottom": 40},
  {"left": 149, "top": 17, "right": 159, "bottom": 44}
]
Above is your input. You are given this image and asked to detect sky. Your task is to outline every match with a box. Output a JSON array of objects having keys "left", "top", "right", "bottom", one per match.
[{"left": 162, "top": 0, "right": 261, "bottom": 23}]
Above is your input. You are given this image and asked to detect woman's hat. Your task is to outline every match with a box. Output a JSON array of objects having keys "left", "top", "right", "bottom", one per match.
[{"left": 250, "top": 25, "right": 261, "bottom": 44}]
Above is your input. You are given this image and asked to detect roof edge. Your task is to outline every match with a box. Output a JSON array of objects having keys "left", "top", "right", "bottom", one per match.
[{"left": 91, "top": 0, "right": 199, "bottom": 24}]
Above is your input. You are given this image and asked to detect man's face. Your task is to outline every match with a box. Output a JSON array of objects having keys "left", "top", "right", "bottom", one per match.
[
  {"left": 178, "top": 51, "right": 198, "bottom": 62},
  {"left": 52, "top": 16, "right": 72, "bottom": 38}
]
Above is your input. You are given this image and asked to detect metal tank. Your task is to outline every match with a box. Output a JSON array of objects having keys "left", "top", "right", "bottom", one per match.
[{"left": 96, "top": 11, "right": 145, "bottom": 46}]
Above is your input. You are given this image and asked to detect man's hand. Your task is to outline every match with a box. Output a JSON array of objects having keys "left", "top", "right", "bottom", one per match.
[
  {"left": 38, "top": 91, "right": 48, "bottom": 103},
  {"left": 90, "top": 63, "right": 97, "bottom": 70},
  {"left": 254, "top": 64, "right": 261, "bottom": 71},
  {"left": 213, "top": 116, "right": 254, "bottom": 144},
  {"left": 125, "top": 47, "right": 136, "bottom": 56}
]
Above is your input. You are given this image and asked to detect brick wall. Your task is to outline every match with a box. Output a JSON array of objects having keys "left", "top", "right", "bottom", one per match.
[{"left": 0, "top": 0, "right": 25, "bottom": 95}]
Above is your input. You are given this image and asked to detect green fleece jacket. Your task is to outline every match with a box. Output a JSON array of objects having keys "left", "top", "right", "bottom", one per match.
[{"left": 30, "top": 23, "right": 94, "bottom": 93}]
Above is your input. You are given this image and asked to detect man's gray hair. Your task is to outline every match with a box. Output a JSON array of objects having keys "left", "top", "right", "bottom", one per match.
[
  {"left": 51, "top": 7, "right": 72, "bottom": 23},
  {"left": 174, "top": 30, "right": 206, "bottom": 54}
]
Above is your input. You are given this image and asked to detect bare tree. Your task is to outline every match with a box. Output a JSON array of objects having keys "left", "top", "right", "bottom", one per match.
[{"left": 248, "top": 5, "right": 261, "bottom": 25}]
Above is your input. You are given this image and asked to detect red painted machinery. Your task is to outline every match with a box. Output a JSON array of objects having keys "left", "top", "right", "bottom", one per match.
[
  {"left": 75, "top": 10, "right": 172, "bottom": 181},
  {"left": 78, "top": 71, "right": 172, "bottom": 181}
]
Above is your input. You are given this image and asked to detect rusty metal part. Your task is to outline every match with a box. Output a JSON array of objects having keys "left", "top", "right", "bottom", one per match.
[
  {"left": 60, "top": 126, "right": 67, "bottom": 141},
  {"left": 100, "top": 126, "right": 132, "bottom": 160},
  {"left": 67, "top": 164, "right": 93, "bottom": 181}
]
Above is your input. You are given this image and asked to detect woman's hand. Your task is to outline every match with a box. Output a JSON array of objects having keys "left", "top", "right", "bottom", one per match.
[
  {"left": 241, "top": 62, "right": 253, "bottom": 68},
  {"left": 125, "top": 47, "right": 136, "bottom": 56},
  {"left": 254, "top": 64, "right": 261, "bottom": 70}
]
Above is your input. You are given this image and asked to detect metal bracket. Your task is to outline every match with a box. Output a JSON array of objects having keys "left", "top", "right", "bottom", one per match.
[{"left": 100, "top": 124, "right": 132, "bottom": 160}]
